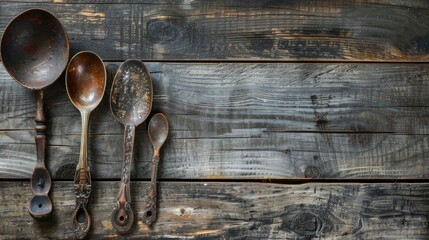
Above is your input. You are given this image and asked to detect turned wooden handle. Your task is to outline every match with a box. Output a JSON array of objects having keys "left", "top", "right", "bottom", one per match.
[{"left": 29, "top": 90, "right": 52, "bottom": 218}]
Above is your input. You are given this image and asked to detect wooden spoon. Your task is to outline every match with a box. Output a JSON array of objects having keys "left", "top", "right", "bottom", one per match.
[
  {"left": 110, "top": 60, "right": 153, "bottom": 232},
  {"left": 0, "top": 8, "right": 69, "bottom": 218},
  {"left": 66, "top": 51, "right": 106, "bottom": 239},
  {"left": 142, "top": 113, "right": 169, "bottom": 226}
]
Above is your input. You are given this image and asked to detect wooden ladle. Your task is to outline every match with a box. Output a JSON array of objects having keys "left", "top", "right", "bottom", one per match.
[
  {"left": 0, "top": 8, "right": 69, "bottom": 218},
  {"left": 142, "top": 113, "right": 169, "bottom": 226},
  {"left": 110, "top": 60, "right": 153, "bottom": 232},
  {"left": 66, "top": 51, "right": 106, "bottom": 239}
]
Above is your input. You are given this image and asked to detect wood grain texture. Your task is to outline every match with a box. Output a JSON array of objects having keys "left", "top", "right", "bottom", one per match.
[
  {"left": 0, "top": 181, "right": 428, "bottom": 239},
  {"left": 2, "top": 63, "right": 429, "bottom": 179},
  {"left": 1, "top": 0, "right": 429, "bottom": 61}
]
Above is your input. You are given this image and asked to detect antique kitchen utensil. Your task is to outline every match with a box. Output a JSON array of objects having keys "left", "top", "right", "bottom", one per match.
[
  {"left": 142, "top": 113, "right": 169, "bottom": 226},
  {"left": 110, "top": 60, "right": 153, "bottom": 232},
  {"left": 0, "top": 8, "right": 69, "bottom": 218},
  {"left": 66, "top": 51, "right": 106, "bottom": 239}
]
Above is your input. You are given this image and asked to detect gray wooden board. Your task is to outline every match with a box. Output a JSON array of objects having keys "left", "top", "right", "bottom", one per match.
[
  {"left": 1, "top": 0, "right": 429, "bottom": 61},
  {"left": 1, "top": 63, "right": 429, "bottom": 179},
  {"left": 0, "top": 181, "right": 428, "bottom": 239},
  {"left": 0, "top": 63, "right": 429, "bottom": 179}
]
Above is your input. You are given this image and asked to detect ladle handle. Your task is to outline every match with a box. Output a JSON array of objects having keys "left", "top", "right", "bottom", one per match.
[
  {"left": 112, "top": 125, "right": 135, "bottom": 233},
  {"left": 72, "top": 111, "right": 92, "bottom": 239},
  {"left": 142, "top": 152, "right": 160, "bottom": 226},
  {"left": 35, "top": 90, "right": 47, "bottom": 165},
  {"left": 29, "top": 90, "right": 52, "bottom": 218}
]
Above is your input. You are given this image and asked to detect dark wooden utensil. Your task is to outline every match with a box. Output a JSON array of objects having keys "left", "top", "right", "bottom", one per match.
[
  {"left": 142, "top": 113, "right": 169, "bottom": 226},
  {"left": 0, "top": 8, "right": 69, "bottom": 218},
  {"left": 110, "top": 60, "right": 153, "bottom": 232},
  {"left": 66, "top": 51, "right": 106, "bottom": 239}
]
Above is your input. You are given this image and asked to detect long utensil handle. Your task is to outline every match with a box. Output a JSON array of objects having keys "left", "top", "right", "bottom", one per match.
[
  {"left": 72, "top": 111, "right": 92, "bottom": 239},
  {"left": 29, "top": 90, "right": 53, "bottom": 218},
  {"left": 112, "top": 125, "right": 135, "bottom": 232},
  {"left": 35, "top": 90, "right": 47, "bottom": 165},
  {"left": 142, "top": 152, "right": 160, "bottom": 226}
]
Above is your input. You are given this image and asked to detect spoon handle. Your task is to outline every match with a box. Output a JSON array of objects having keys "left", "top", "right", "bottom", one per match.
[
  {"left": 72, "top": 111, "right": 92, "bottom": 239},
  {"left": 142, "top": 151, "right": 160, "bottom": 226},
  {"left": 112, "top": 125, "right": 135, "bottom": 232},
  {"left": 29, "top": 90, "right": 52, "bottom": 218}
]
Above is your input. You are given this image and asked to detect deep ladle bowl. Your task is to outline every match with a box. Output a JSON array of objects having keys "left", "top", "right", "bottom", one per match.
[
  {"left": 1, "top": 8, "right": 69, "bottom": 89},
  {"left": 0, "top": 8, "right": 69, "bottom": 218}
]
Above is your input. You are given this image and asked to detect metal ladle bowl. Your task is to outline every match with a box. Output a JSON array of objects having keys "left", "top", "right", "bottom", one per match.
[{"left": 1, "top": 8, "right": 69, "bottom": 218}]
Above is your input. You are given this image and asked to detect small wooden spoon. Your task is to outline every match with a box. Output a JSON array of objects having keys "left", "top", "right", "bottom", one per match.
[{"left": 142, "top": 113, "right": 169, "bottom": 226}]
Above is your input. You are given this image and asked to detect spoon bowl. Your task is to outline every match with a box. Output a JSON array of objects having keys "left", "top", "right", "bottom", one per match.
[
  {"left": 110, "top": 59, "right": 153, "bottom": 126},
  {"left": 148, "top": 113, "right": 169, "bottom": 150},
  {"left": 1, "top": 8, "right": 69, "bottom": 89},
  {"left": 66, "top": 51, "right": 106, "bottom": 111}
]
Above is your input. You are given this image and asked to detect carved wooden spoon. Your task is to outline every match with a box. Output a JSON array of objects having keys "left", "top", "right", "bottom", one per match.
[
  {"left": 66, "top": 51, "right": 106, "bottom": 239},
  {"left": 110, "top": 60, "right": 153, "bottom": 233},
  {"left": 142, "top": 113, "right": 169, "bottom": 226}
]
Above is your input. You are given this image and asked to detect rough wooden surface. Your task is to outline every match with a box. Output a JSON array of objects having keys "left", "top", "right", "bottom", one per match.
[
  {"left": 1, "top": 0, "right": 429, "bottom": 61},
  {"left": 1, "top": 1, "right": 429, "bottom": 239},
  {"left": 0, "top": 181, "right": 428, "bottom": 239},
  {"left": 2, "top": 63, "right": 429, "bottom": 179}
]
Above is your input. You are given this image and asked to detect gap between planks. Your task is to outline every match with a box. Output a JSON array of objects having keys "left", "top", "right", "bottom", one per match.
[{"left": 1, "top": 178, "right": 429, "bottom": 184}]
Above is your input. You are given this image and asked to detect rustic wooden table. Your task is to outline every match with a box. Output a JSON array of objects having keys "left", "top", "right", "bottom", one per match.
[{"left": 1, "top": 1, "right": 429, "bottom": 239}]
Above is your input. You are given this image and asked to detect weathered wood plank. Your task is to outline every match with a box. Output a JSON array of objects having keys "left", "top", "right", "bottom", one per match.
[
  {"left": 3, "top": 63, "right": 429, "bottom": 133},
  {"left": 1, "top": 0, "right": 429, "bottom": 61},
  {"left": 3, "top": 130, "right": 429, "bottom": 179},
  {"left": 0, "top": 181, "right": 428, "bottom": 239},
  {"left": 2, "top": 63, "right": 429, "bottom": 179}
]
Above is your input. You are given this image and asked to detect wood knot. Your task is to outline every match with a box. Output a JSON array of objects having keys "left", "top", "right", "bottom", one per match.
[
  {"left": 147, "top": 18, "right": 180, "bottom": 43},
  {"left": 305, "top": 166, "right": 320, "bottom": 178},
  {"left": 55, "top": 163, "right": 77, "bottom": 179},
  {"left": 281, "top": 212, "right": 322, "bottom": 237}
]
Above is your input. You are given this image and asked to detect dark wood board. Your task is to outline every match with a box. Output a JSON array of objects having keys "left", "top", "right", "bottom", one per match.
[
  {"left": 1, "top": 181, "right": 428, "bottom": 239},
  {"left": 1, "top": 0, "right": 429, "bottom": 61},
  {"left": 2, "top": 63, "right": 429, "bottom": 179}
]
